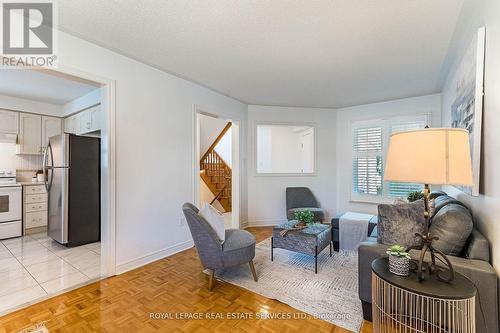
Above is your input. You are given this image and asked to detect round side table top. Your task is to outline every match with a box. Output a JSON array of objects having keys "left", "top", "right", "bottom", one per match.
[{"left": 372, "top": 257, "right": 476, "bottom": 300}]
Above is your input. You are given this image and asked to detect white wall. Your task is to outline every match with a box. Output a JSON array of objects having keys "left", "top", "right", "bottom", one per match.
[
  {"left": 256, "top": 125, "right": 303, "bottom": 173},
  {"left": 441, "top": 0, "right": 500, "bottom": 293},
  {"left": 246, "top": 105, "right": 336, "bottom": 226},
  {"left": 0, "top": 94, "right": 62, "bottom": 116},
  {"left": 214, "top": 127, "right": 232, "bottom": 167},
  {"left": 62, "top": 88, "right": 102, "bottom": 117},
  {"left": 56, "top": 31, "right": 247, "bottom": 273},
  {"left": 335, "top": 94, "right": 442, "bottom": 215},
  {"left": 199, "top": 114, "right": 228, "bottom": 157}
]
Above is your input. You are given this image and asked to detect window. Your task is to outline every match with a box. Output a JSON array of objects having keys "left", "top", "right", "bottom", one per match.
[
  {"left": 351, "top": 115, "right": 429, "bottom": 201},
  {"left": 352, "top": 126, "right": 383, "bottom": 196},
  {"left": 256, "top": 124, "right": 315, "bottom": 174}
]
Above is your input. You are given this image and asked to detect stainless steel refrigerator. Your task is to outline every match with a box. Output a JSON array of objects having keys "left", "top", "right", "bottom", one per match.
[{"left": 43, "top": 133, "right": 100, "bottom": 247}]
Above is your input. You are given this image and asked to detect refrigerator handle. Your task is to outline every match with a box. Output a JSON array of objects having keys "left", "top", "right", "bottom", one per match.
[{"left": 43, "top": 142, "right": 55, "bottom": 192}]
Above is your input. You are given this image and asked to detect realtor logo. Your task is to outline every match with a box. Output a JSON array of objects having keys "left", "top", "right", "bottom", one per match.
[{"left": 1, "top": 0, "right": 57, "bottom": 67}]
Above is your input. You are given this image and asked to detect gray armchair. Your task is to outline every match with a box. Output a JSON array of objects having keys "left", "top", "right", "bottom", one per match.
[
  {"left": 286, "top": 187, "right": 325, "bottom": 222},
  {"left": 182, "top": 203, "right": 258, "bottom": 290}
]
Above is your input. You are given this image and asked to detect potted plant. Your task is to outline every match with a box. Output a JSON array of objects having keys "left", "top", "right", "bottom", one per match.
[
  {"left": 386, "top": 245, "right": 411, "bottom": 276},
  {"left": 294, "top": 210, "right": 315, "bottom": 227},
  {"left": 407, "top": 190, "right": 424, "bottom": 202}
]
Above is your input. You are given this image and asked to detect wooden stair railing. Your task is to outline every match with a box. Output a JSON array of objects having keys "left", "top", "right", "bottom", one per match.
[{"left": 200, "top": 122, "right": 232, "bottom": 212}]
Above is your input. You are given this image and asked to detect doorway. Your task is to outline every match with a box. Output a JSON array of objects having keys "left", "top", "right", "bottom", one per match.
[
  {"left": 0, "top": 66, "right": 116, "bottom": 315},
  {"left": 193, "top": 108, "right": 240, "bottom": 229}
]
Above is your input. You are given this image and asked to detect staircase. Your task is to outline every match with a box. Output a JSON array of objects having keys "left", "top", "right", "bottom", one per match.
[{"left": 200, "top": 122, "right": 232, "bottom": 212}]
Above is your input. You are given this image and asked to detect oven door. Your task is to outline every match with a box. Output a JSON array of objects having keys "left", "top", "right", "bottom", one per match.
[{"left": 0, "top": 186, "right": 22, "bottom": 222}]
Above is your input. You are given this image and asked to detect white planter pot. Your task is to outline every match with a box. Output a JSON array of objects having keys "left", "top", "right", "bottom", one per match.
[{"left": 388, "top": 255, "right": 410, "bottom": 276}]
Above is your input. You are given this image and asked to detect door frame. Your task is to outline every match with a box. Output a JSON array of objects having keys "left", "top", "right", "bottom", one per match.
[
  {"left": 192, "top": 105, "right": 241, "bottom": 229},
  {"left": 36, "top": 65, "right": 117, "bottom": 277}
]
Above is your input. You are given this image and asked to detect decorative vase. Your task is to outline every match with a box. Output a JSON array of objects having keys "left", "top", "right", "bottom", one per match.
[{"left": 388, "top": 255, "right": 410, "bottom": 276}]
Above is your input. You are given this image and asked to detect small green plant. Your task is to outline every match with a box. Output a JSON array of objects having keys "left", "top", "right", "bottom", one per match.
[
  {"left": 386, "top": 244, "right": 411, "bottom": 259},
  {"left": 294, "top": 210, "right": 315, "bottom": 225},
  {"left": 407, "top": 191, "right": 424, "bottom": 202}
]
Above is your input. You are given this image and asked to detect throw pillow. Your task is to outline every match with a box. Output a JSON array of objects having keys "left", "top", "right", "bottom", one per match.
[
  {"left": 377, "top": 199, "right": 428, "bottom": 248},
  {"left": 429, "top": 203, "right": 473, "bottom": 256},
  {"left": 199, "top": 203, "right": 225, "bottom": 242}
]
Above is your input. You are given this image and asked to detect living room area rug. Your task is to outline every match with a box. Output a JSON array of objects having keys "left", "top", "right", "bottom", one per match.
[{"left": 216, "top": 237, "right": 363, "bottom": 332}]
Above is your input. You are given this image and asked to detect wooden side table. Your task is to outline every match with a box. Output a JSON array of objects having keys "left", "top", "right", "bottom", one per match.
[{"left": 371, "top": 258, "right": 476, "bottom": 333}]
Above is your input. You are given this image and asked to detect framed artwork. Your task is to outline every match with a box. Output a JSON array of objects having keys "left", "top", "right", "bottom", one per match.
[{"left": 450, "top": 27, "right": 485, "bottom": 196}]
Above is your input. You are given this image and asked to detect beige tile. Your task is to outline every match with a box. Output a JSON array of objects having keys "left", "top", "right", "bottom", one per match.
[
  {"left": 0, "top": 257, "right": 23, "bottom": 273},
  {"left": 40, "top": 271, "right": 89, "bottom": 294},
  {"left": 79, "top": 265, "right": 102, "bottom": 279},
  {"left": 16, "top": 251, "right": 60, "bottom": 267},
  {"left": 0, "top": 269, "right": 37, "bottom": 297},
  {"left": 0, "top": 285, "right": 47, "bottom": 315},
  {"left": 64, "top": 252, "right": 100, "bottom": 271},
  {"left": 25, "top": 258, "right": 79, "bottom": 284}
]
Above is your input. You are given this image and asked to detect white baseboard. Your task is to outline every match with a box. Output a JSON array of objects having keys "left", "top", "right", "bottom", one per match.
[
  {"left": 246, "top": 219, "right": 286, "bottom": 227},
  {"left": 116, "top": 240, "right": 194, "bottom": 274}
]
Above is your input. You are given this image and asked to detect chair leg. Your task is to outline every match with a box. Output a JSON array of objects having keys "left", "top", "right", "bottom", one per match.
[
  {"left": 271, "top": 237, "right": 274, "bottom": 261},
  {"left": 330, "top": 241, "right": 332, "bottom": 257},
  {"left": 249, "top": 260, "right": 258, "bottom": 282},
  {"left": 315, "top": 246, "right": 318, "bottom": 274},
  {"left": 208, "top": 269, "right": 215, "bottom": 291}
]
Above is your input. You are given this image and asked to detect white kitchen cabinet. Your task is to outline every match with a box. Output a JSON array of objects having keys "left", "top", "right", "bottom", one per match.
[
  {"left": 64, "top": 114, "right": 80, "bottom": 134},
  {"left": 23, "top": 185, "right": 48, "bottom": 232},
  {"left": 17, "top": 113, "right": 42, "bottom": 155},
  {"left": 79, "top": 110, "right": 92, "bottom": 133},
  {"left": 42, "top": 116, "right": 62, "bottom": 149},
  {"left": 64, "top": 105, "right": 102, "bottom": 135},
  {"left": 88, "top": 105, "right": 102, "bottom": 133},
  {"left": 0, "top": 109, "right": 18, "bottom": 134}
]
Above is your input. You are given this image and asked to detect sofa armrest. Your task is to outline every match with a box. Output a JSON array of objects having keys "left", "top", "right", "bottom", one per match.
[
  {"left": 438, "top": 254, "right": 498, "bottom": 333},
  {"left": 358, "top": 240, "right": 387, "bottom": 302},
  {"left": 466, "top": 229, "right": 490, "bottom": 262}
]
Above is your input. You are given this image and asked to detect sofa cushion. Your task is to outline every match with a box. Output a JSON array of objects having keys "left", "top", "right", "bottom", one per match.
[
  {"left": 433, "top": 195, "right": 468, "bottom": 216},
  {"left": 377, "top": 200, "right": 426, "bottom": 248},
  {"left": 429, "top": 203, "right": 473, "bottom": 256}
]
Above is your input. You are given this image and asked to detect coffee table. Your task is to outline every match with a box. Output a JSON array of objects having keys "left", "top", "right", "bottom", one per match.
[{"left": 271, "top": 220, "right": 332, "bottom": 273}]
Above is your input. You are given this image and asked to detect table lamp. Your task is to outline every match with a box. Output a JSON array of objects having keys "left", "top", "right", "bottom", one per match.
[{"left": 384, "top": 128, "right": 473, "bottom": 282}]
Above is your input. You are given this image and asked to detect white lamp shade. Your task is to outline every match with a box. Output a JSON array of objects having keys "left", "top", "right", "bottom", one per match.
[{"left": 384, "top": 128, "right": 473, "bottom": 186}]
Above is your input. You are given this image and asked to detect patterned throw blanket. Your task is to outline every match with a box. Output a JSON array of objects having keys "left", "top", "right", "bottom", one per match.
[{"left": 279, "top": 221, "right": 308, "bottom": 237}]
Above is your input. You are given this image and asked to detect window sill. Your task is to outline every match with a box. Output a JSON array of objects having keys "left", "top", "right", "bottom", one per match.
[{"left": 349, "top": 196, "right": 396, "bottom": 205}]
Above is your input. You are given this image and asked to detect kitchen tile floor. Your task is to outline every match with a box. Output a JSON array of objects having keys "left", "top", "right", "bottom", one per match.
[{"left": 0, "top": 233, "right": 101, "bottom": 315}]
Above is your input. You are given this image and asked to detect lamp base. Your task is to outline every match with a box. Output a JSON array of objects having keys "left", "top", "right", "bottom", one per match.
[{"left": 406, "top": 232, "right": 455, "bottom": 282}]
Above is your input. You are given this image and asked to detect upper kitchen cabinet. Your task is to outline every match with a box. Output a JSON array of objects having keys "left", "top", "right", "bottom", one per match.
[
  {"left": 42, "top": 116, "right": 62, "bottom": 149},
  {"left": 65, "top": 104, "right": 102, "bottom": 135},
  {"left": 80, "top": 105, "right": 102, "bottom": 134},
  {"left": 17, "top": 113, "right": 42, "bottom": 155},
  {"left": 64, "top": 113, "right": 80, "bottom": 134},
  {"left": 0, "top": 110, "right": 18, "bottom": 134}
]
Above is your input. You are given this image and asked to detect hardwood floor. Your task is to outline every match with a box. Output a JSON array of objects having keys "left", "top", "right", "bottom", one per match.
[{"left": 0, "top": 227, "right": 373, "bottom": 333}]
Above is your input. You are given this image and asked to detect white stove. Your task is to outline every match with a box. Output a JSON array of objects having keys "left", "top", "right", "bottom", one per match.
[{"left": 0, "top": 169, "right": 22, "bottom": 239}]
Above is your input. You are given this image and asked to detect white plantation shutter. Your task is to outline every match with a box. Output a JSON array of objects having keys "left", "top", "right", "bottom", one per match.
[
  {"left": 352, "top": 126, "right": 383, "bottom": 196},
  {"left": 351, "top": 114, "right": 430, "bottom": 201},
  {"left": 387, "top": 119, "right": 427, "bottom": 198}
]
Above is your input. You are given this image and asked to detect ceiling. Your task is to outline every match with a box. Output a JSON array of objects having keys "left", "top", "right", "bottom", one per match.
[
  {"left": 58, "top": 0, "right": 464, "bottom": 108},
  {"left": 0, "top": 70, "right": 99, "bottom": 105}
]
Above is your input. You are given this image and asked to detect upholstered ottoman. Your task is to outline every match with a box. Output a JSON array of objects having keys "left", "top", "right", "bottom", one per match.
[
  {"left": 271, "top": 221, "right": 332, "bottom": 273},
  {"left": 331, "top": 213, "right": 378, "bottom": 251}
]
